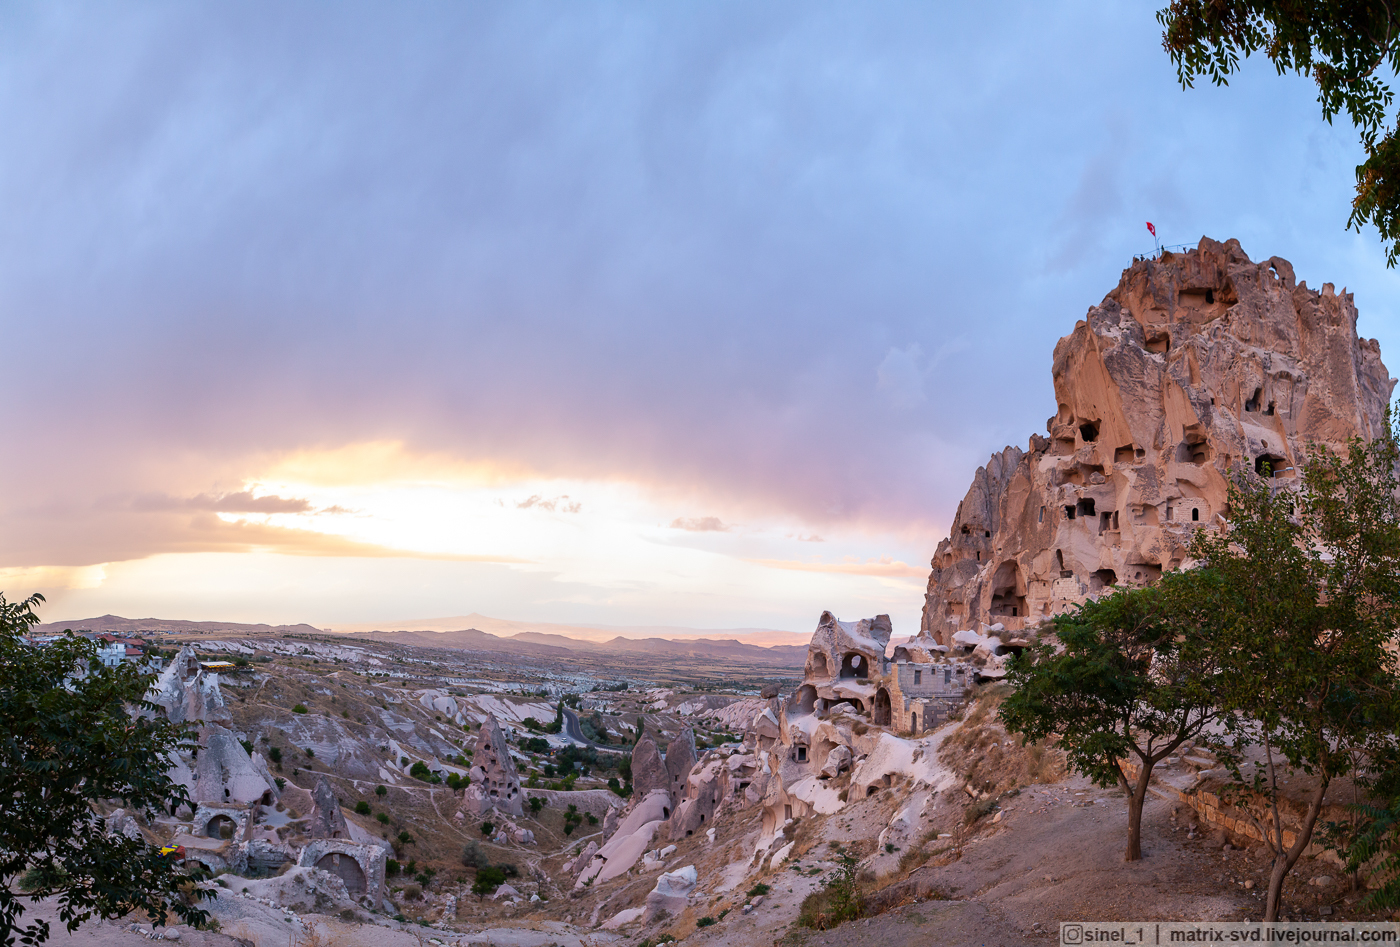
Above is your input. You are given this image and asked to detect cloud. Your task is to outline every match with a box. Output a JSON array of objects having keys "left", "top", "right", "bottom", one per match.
[
  {"left": 131, "top": 490, "right": 313, "bottom": 514},
  {"left": 669, "top": 516, "right": 729, "bottom": 533},
  {"left": 746, "top": 556, "right": 926, "bottom": 578},
  {"left": 876, "top": 344, "right": 929, "bottom": 409},
  {"left": 516, "top": 495, "right": 582, "bottom": 513}
]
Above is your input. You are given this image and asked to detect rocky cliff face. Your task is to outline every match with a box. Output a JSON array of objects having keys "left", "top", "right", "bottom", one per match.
[{"left": 921, "top": 238, "right": 1395, "bottom": 643}]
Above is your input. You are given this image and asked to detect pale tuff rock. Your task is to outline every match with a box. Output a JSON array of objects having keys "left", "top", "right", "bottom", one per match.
[
  {"left": 307, "top": 776, "right": 349, "bottom": 840},
  {"left": 192, "top": 724, "right": 276, "bottom": 806},
  {"left": 667, "top": 755, "right": 724, "bottom": 840},
  {"left": 147, "top": 646, "right": 231, "bottom": 727},
  {"left": 459, "top": 714, "right": 523, "bottom": 818},
  {"left": 644, "top": 865, "right": 697, "bottom": 923},
  {"left": 561, "top": 840, "right": 598, "bottom": 875},
  {"left": 921, "top": 238, "right": 1396, "bottom": 642},
  {"left": 600, "top": 804, "right": 619, "bottom": 842},
  {"left": 574, "top": 789, "right": 670, "bottom": 887}
]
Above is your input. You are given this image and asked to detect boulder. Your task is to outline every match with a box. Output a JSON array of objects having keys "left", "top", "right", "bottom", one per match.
[
  {"left": 644, "top": 865, "right": 697, "bottom": 922},
  {"left": 820, "top": 745, "right": 853, "bottom": 778}
]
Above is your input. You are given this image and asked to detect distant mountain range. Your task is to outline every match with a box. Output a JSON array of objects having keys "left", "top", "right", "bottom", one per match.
[
  {"left": 31, "top": 614, "right": 325, "bottom": 637},
  {"left": 347, "top": 626, "right": 808, "bottom": 667},
  {"left": 330, "top": 612, "right": 808, "bottom": 646},
  {"left": 29, "top": 612, "right": 811, "bottom": 668}
]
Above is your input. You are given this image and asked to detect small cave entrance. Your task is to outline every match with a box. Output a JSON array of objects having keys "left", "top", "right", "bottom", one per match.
[
  {"left": 1089, "top": 569, "right": 1117, "bottom": 593},
  {"left": 205, "top": 815, "right": 237, "bottom": 840},
  {"left": 1145, "top": 330, "right": 1171, "bottom": 354},
  {"left": 1076, "top": 498, "right": 1096, "bottom": 517},
  {"left": 989, "top": 560, "right": 1027, "bottom": 619},
  {"left": 1078, "top": 420, "right": 1100, "bottom": 443},
  {"left": 872, "top": 688, "right": 892, "bottom": 727},
  {"left": 795, "top": 684, "right": 817, "bottom": 715},
  {"left": 1177, "top": 438, "right": 1212, "bottom": 465},
  {"left": 810, "top": 653, "right": 829, "bottom": 678},
  {"left": 1113, "top": 444, "right": 1137, "bottom": 464},
  {"left": 315, "top": 852, "right": 366, "bottom": 895},
  {"left": 1245, "top": 388, "right": 1262, "bottom": 412},
  {"left": 839, "top": 653, "right": 870, "bottom": 680},
  {"left": 1255, "top": 453, "right": 1287, "bottom": 478}
]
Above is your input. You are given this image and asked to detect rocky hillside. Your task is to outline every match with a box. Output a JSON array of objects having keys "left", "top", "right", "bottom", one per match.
[{"left": 921, "top": 238, "right": 1395, "bottom": 642}]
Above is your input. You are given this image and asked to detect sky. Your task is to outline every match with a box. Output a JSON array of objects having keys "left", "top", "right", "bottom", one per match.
[{"left": 2, "top": 1, "right": 1398, "bottom": 635}]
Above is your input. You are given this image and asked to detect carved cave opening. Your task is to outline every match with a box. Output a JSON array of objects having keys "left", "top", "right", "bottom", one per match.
[
  {"left": 1078, "top": 420, "right": 1100, "bottom": 442},
  {"left": 1255, "top": 453, "right": 1287, "bottom": 478},
  {"left": 1076, "top": 498, "right": 1096, "bottom": 517},
  {"left": 873, "top": 688, "right": 892, "bottom": 727},
  {"left": 810, "top": 653, "right": 829, "bottom": 678},
  {"left": 839, "top": 653, "right": 869, "bottom": 679},
  {"left": 1089, "top": 569, "right": 1117, "bottom": 593},
  {"left": 795, "top": 685, "right": 817, "bottom": 715}
]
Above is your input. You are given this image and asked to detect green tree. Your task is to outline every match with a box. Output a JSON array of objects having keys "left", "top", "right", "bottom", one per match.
[
  {"left": 0, "top": 593, "right": 211, "bottom": 945},
  {"left": 1001, "top": 578, "right": 1231, "bottom": 861},
  {"left": 471, "top": 865, "right": 506, "bottom": 899},
  {"left": 1187, "top": 431, "right": 1400, "bottom": 922},
  {"left": 1159, "top": 2, "right": 1400, "bottom": 264}
]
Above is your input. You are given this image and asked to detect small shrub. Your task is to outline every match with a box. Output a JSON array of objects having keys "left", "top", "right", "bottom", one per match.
[
  {"left": 274, "top": 777, "right": 285, "bottom": 790},
  {"left": 304, "top": 747, "right": 314, "bottom": 758},
  {"left": 481, "top": 821, "right": 494, "bottom": 837},
  {"left": 746, "top": 883, "right": 770, "bottom": 898},
  {"left": 472, "top": 865, "right": 506, "bottom": 899},
  {"left": 563, "top": 823, "right": 574, "bottom": 835},
  {"left": 386, "top": 858, "right": 401, "bottom": 876},
  {"left": 797, "top": 855, "right": 864, "bottom": 930},
  {"left": 376, "top": 812, "right": 389, "bottom": 824},
  {"left": 402, "top": 883, "right": 422, "bottom": 901},
  {"left": 963, "top": 797, "right": 997, "bottom": 826},
  {"left": 375, "top": 784, "right": 387, "bottom": 797},
  {"left": 462, "top": 841, "right": 488, "bottom": 869},
  {"left": 354, "top": 801, "right": 371, "bottom": 815},
  {"left": 409, "top": 760, "right": 431, "bottom": 781},
  {"left": 292, "top": 704, "right": 308, "bottom": 714},
  {"left": 528, "top": 796, "right": 544, "bottom": 814},
  {"left": 586, "top": 813, "right": 598, "bottom": 825},
  {"left": 397, "top": 830, "right": 413, "bottom": 845},
  {"left": 696, "top": 916, "right": 716, "bottom": 927}
]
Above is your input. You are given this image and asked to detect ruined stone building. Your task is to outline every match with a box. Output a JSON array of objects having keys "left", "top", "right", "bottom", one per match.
[
  {"left": 920, "top": 238, "right": 1395, "bottom": 643},
  {"left": 790, "top": 611, "right": 973, "bottom": 738}
]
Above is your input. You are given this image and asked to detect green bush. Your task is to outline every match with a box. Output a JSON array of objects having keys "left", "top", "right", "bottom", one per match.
[
  {"left": 461, "top": 841, "right": 488, "bottom": 869},
  {"left": 409, "top": 760, "right": 431, "bottom": 781},
  {"left": 354, "top": 801, "right": 371, "bottom": 815},
  {"left": 376, "top": 812, "right": 390, "bottom": 824},
  {"left": 746, "top": 883, "right": 770, "bottom": 898},
  {"left": 696, "top": 916, "right": 716, "bottom": 927},
  {"left": 797, "top": 856, "right": 864, "bottom": 930},
  {"left": 385, "top": 859, "right": 400, "bottom": 876},
  {"left": 471, "top": 866, "right": 506, "bottom": 899},
  {"left": 292, "top": 704, "right": 308, "bottom": 714},
  {"left": 375, "top": 784, "right": 387, "bottom": 797},
  {"left": 481, "top": 821, "right": 494, "bottom": 837},
  {"left": 528, "top": 796, "right": 544, "bottom": 814}
]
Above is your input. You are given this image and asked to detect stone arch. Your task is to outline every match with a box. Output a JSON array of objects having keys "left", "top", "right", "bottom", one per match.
[
  {"left": 910, "top": 712, "right": 918, "bottom": 733},
  {"left": 205, "top": 815, "right": 236, "bottom": 840},
  {"left": 315, "top": 852, "right": 366, "bottom": 895},
  {"left": 839, "top": 653, "right": 869, "bottom": 679},
  {"left": 872, "top": 688, "right": 892, "bottom": 727}
]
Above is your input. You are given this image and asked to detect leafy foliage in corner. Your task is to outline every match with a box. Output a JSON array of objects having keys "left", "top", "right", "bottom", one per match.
[
  {"left": 1159, "top": 2, "right": 1400, "bottom": 264},
  {"left": 0, "top": 593, "right": 211, "bottom": 945}
]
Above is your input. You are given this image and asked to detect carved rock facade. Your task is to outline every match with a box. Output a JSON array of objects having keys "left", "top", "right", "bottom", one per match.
[{"left": 921, "top": 238, "right": 1395, "bottom": 642}]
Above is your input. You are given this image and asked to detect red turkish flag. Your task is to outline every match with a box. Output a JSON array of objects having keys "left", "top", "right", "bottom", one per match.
[{"left": 1146, "top": 222, "right": 1157, "bottom": 237}]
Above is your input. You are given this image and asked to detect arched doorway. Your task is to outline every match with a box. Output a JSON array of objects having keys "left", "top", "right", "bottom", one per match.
[
  {"left": 205, "top": 815, "right": 236, "bottom": 840},
  {"left": 315, "top": 852, "right": 366, "bottom": 895},
  {"left": 872, "top": 688, "right": 892, "bottom": 727}
]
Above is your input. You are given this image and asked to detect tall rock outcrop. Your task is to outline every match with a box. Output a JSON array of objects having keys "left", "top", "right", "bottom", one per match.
[
  {"left": 922, "top": 238, "right": 1395, "bottom": 642},
  {"left": 460, "top": 715, "right": 523, "bottom": 818}
]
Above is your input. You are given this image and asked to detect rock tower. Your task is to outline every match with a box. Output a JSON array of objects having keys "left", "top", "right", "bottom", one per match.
[
  {"left": 921, "top": 237, "right": 1395, "bottom": 643},
  {"left": 461, "top": 714, "right": 523, "bottom": 818}
]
